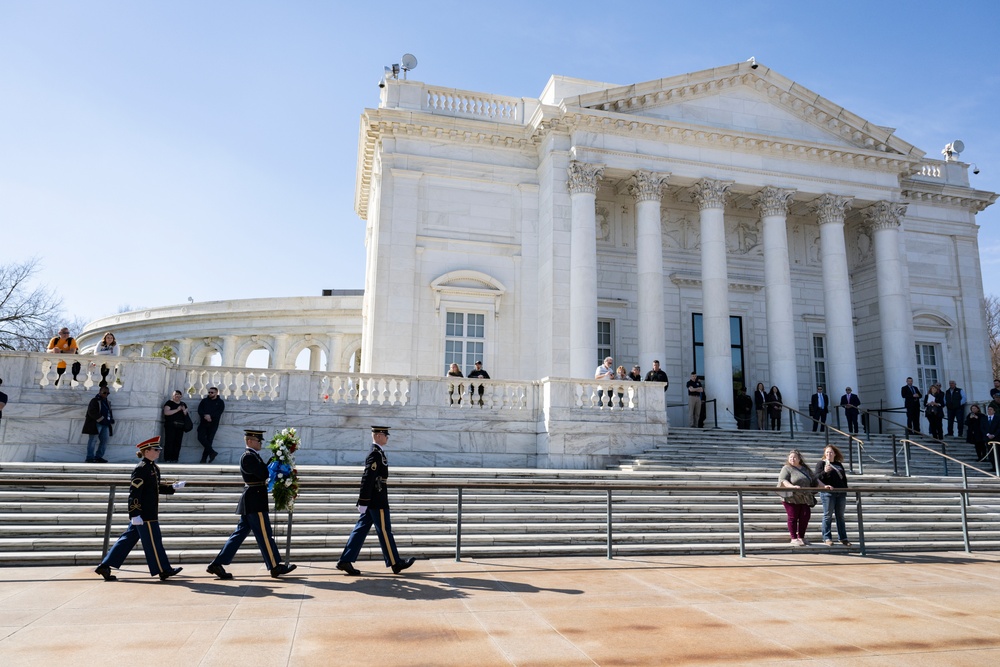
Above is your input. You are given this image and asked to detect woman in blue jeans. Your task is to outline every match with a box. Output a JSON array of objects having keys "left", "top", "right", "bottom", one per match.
[{"left": 814, "top": 444, "right": 851, "bottom": 547}]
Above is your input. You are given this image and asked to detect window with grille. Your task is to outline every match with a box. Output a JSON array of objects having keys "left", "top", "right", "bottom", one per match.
[
  {"left": 444, "top": 311, "right": 485, "bottom": 375},
  {"left": 597, "top": 319, "right": 614, "bottom": 366},
  {"left": 915, "top": 343, "right": 939, "bottom": 390},
  {"left": 813, "top": 335, "right": 827, "bottom": 388}
]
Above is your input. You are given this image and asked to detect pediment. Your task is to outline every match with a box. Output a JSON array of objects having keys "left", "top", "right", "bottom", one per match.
[{"left": 563, "top": 63, "right": 923, "bottom": 158}]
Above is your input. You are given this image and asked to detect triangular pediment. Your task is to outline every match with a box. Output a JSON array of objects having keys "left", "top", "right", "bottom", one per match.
[{"left": 561, "top": 63, "right": 923, "bottom": 158}]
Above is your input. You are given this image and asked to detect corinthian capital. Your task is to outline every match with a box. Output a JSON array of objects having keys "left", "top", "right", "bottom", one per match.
[
  {"left": 567, "top": 161, "right": 605, "bottom": 195},
  {"left": 692, "top": 179, "right": 731, "bottom": 210},
  {"left": 814, "top": 194, "right": 854, "bottom": 225},
  {"left": 752, "top": 186, "right": 796, "bottom": 218},
  {"left": 863, "top": 200, "right": 908, "bottom": 231},
  {"left": 626, "top": 170, "right": 669, "bottom": 202}
]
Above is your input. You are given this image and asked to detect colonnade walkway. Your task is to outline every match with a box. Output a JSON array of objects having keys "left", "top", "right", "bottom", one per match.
[{"left": 2, "top": 552, "right": 1000, "bottom": 665}]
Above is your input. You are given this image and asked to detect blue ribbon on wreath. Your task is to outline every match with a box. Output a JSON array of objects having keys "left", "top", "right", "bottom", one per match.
[{"left": 267, "top": 460, "right": 292, "bottom": 492}]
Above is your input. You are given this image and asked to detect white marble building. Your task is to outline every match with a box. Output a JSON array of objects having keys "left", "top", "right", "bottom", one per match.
[{"left": 357, "top": 61, "right": 997, "bottom": 427}]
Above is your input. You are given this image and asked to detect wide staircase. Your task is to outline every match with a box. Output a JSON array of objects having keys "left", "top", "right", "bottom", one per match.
[{"left": 1, "top": 427, "right": 998, "bottom": 568}]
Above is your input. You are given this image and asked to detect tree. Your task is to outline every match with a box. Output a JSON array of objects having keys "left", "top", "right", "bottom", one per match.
[
  {"left": 986, "top": 294, "right": 1000, "bottom": 381},
  {"left": 0, "top": 259, "right": 64, "bottom": 351}
]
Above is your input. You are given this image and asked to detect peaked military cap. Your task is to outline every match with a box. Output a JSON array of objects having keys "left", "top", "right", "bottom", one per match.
[
  {"left": 370, "top": 425, "right": 391, "bottom": 435},
  {"left": 244, "top": 429, "right": 266, "bottom": 440},
  {"left": 136, "top": 436, "right": 161, "bottom": 455}
]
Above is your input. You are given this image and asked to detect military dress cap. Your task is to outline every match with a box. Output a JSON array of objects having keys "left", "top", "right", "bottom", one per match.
[
  {"left": 244, "top": 429, "right": 265, "bottom": 439},
  {"left": 370, "top": 425, "right": 391, "bottom": 435},
  {"left": 136, "top": 436, "right": 161, "bottom": 452}
]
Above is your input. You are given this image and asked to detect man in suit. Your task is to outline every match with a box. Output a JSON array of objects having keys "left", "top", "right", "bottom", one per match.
[
  {"left": 810, "top": 385, "right": 829, "bottom": 432},
  {"left": 944, "top": 380, "right": 966, "bottom": 438},
  {"left": 840, "top": 387, "right": 862, "bottom": 434},
  {"left": 984, "top": 407, "right": 1000, "bottom": 466},
  {"left": 336, "top": 425, "right": 415, "bottom": 576},
  {"left": 206, "top": 429, "right": 297, "bottom": 580},
  {"left": 901, "top": 377, "right": 922, "bottom": 435}
]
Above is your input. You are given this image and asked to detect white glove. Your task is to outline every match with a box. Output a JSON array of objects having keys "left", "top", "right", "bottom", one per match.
[
  {"left": 357, "top": 505, "right": 367, "bottom": 515},
  {"left": 130, "top": 516, "right": 143, "bottom": 526},
  {"left": 172, "top": 481, "right": 186, "bottom": 490}
]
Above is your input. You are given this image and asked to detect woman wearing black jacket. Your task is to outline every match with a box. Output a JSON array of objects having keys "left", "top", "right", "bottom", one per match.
[
  {"left": 815, "top": 444, "right": 850, "bottom": 547},
  {"left": 766, "top": 386, "right": 783, "bottom": 430},
  {"left": 754, "top": 382, "right": 768, "bottom": 430}
]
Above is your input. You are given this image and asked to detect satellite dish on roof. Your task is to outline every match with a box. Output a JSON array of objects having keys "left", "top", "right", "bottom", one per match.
[
  {"left": 952, "top": 139, "right": 965, "bottom": 154},
  {"left": 400, "top": 53, "right": 418, "bottom": 77}
]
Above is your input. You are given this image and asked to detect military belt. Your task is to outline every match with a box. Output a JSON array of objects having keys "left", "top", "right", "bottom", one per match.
[{"left": 245, "top": 481, "right": 267, "bottom": 487}]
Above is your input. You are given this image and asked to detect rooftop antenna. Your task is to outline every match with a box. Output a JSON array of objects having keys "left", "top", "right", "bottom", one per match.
[
  {"left": 400, "top": 53, "right": 418, "bottom": 79},
  {"left": 942, "top": 139, "right": 964, "bottom": 162}
]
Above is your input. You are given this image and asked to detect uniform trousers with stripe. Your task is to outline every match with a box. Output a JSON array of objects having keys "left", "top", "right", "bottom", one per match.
[
  {"left": 338, "top": 506, "right": 400, "bottom": 567},
  {"left": 100, "top": 519, "right": 172, "bottom": 576},
  {"left": 210, "top": 511, "right": 280, "bottom": 570}
]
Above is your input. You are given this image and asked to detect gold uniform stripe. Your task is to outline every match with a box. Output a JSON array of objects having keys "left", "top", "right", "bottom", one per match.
[
  {"left": 378, "top": 509, "right": 396, "bottom": 566},
  {"left": 256, "top": 512, "right": 277, "bottom": 568},
  {"left": 145, "top": 520, "right": 164, "bottom": 573}
]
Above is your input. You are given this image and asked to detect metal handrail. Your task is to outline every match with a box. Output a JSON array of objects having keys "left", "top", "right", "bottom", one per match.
[{"left": 3, "top": 476, "right": 999, "bottom": 562}]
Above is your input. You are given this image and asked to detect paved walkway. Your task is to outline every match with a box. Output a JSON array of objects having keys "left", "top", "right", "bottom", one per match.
[{"left": 1, "top": 552, "right": 999, "bottom": 666}]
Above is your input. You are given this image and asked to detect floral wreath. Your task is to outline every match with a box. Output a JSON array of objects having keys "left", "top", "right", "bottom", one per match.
[{"left": 267, "top": 427, "right": 300, "bottom": 512}]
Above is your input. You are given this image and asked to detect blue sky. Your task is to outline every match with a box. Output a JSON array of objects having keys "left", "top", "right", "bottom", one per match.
[{"left": 3, "top": 1, "right": 999, "bottom": 324}]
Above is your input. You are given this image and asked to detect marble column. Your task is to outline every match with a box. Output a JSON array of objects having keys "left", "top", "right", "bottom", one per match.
[
  {"left": 628, "top": 170, "right": 669, "bottom": 369},
  {"left": 176, "top": 338, "right": 193, "bottom": 366},
  {"left": 221, "top": 335, "right": 238, "bottom": 368},
  {"left": 753, "top": 186, "right": 799, "bottom": 421},
  {"left": 815, "top": 194, "right": 859, "bottom": 399},
  {"left": 272, "top": 333, "right": 290, "bottom": 370},
  {"left": 865, "top": 201, "right": 912, "bottom": 410},
  {"left": 693, "top": 179, "right": 735, "bottom": 428},
  {"left": 567, "top": 161, "right": 605, "bottom": 378},
  {"left": 328, "top": 334, "right": 344, "bottom": 372}
]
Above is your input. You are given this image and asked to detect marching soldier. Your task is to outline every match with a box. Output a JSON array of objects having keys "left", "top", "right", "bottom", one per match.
[
  {"left": 95, "top": 436, "right": 184, "bottom": 581},
  {"left": 336, "top": 425, "right": 415, "bottom": 576},
  {"left": 207, "top": 429, "right": 296, "bottom": 579}
]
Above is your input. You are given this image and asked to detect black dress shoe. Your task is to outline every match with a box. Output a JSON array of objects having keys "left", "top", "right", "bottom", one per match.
[
  {"left": 208, "top": 451, "right": 218, "bottom": 463},
  {"left": 391, "top": 557, "right": 415, "bottom": 574},
  {"left": 336, "top": 561, "right": 361, "bottom": 576},
  {"left": 207, "top": 564, "right": 233, "bottom": 580},
  {"left": 95, "top": 564, "right": 117, "bottom": 581},
  {"left": 159, "top": 566, "right": 183, "bottom": 581},
  {"left": 270, "top": 563, "right": 297, "bottom": 578},
  {"left": 95, "top": 457, "right": 109, "bottom": 463}
]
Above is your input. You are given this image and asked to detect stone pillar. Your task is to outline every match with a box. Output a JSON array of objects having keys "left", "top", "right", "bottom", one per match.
[
  {"left": 176, "top": 338, "right": 193, "bottom": 366},
  {"left": 865, "top": 201, "right": 912, "bottom": 410},
  {"left": 221, "top": 335, "right": 238, "bottom": 368},
  {"left": 753, "top": 186, "right": 800, "bottom": 420},
  {"left": 693, "top": 179, "right": 735, "bottom": 428},
  {"left": 328, "top": 334, "right": 344, "bottom": 372},
  {"left": 272, "top": 334, "right": 290, "bottom": 370},
  {"left": 628, "top": 170, "right": 669, "bottom": 370},
  {"left": 567, "top": 161, "right": 605, "bottom": 378},
  {"left": 815, "top": 194, "right": 859, "bottom": 399}
]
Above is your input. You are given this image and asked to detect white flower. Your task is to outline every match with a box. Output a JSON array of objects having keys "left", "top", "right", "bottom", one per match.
[
  {"left": 282, "top": 428, "right": 289, "bottom": 435},
  {"left": 277, "top": 473, "right": 284, "bottom": 479}
]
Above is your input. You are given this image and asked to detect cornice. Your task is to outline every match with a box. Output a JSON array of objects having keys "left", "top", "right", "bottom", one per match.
[
  {"left": 669, "top": 271, "right": 763, "bottom": 292},
  {"left": 901, "top": 183, "right": 998, "bottom": 213}
]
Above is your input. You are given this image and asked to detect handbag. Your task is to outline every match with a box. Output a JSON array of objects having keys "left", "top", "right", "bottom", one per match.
[{"left": 182, "top": 412, "right": 194, "bottom": 433}]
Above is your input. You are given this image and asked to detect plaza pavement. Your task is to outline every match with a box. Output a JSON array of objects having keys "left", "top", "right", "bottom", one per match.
[{"left": 1, "top": 552, "right": 999, "bottom": 666}]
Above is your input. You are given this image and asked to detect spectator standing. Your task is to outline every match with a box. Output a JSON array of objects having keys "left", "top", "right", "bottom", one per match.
[
  {"left": 983, "top": 406, "right": 1000, "bottom": 462},
  {"left": 944, "top": 380, "right": 966, "bottom": 438},
  {"left": 197, "top": 387, "right": 225, "bottom": 463},
  {"left": 447, "top": 363, "right": 464, "bottom": 405},
  {"left": 814, "top": 445, "right": 851, "bottom": 547},
  {"left": 754, "top": 382, "right": 768, "bottom": 430},
  {"left": 840, "top": 387, "right": 861, "bottom": 434},
  {"left": 810, "top": 385, "right": 829, "bottom": 432},
  {"left": 735, "top": 386, "right": 753, "bottom": 429},
  {"left": 94, "top": 331, "right": 117, "bottom": 386},
  {"left": 47, "top": 327, "right": 80, "bottom": 385},
  {"left": 595, "top": 356, "right": 614, "bottom": 407},
  {"left": 777, "top": 449, "right": 829, "bottom": 546},
  {"left": 628, "top": 365, "right": 643, "bottom": 382},
  {"left": 924, "top": 385, "right": 945, "bottom": 440},
  {"left": 990, "top": 379, "right": 1000, "bottom": 402},
  {"left": 161, "top": 390, "right": 189, "bottom": 463},
  {"left": 467, "top": 360, "right": 490, "bottom": 406},
  {"left": 644, "top": 360, "right": 669, "bottom": 390},
  {"left": 206, "top": 429, "right": 296, "bottom": 580},
  {"left": 966, "top": 404, "right": 987, "bottom": 461},
  {"left": 82, "top": 386, "right": 114, "bottom": 463},
  {"left": 685, "top": 372, "right": 703, "bottom": 427},
  {"left": 94, "top": 436, "right": 184, "bottom": 582},
  {"left": 335, "top": 426, "right": 415, "bottom": 577},
  {"left": 614, "top": 365, "right": 630, "bottom": 407},
  {"left": 0, "top": 378, "right": 6, "bottom": 422},
  {"left": 901, "top": 377, "right": 923, "bottom": 435},
  {"left": 767, "top": 385, "right": 783, "bottom": 431}
]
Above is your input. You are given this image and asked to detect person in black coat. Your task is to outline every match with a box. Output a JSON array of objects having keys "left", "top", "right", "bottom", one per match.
[
  {"left": 335, "top": 426, "right": 415, "bottom": 576},
  {"left": 753, "top": 382, "right": 768, "bottom": 430},
  {"left": 735, "top": 386, "right": 753, "bottom": 429},
  {"left": 767, "top": 386, "right": 783, "bottom": 431},
  {"left": 901, "top": 377, "right": 922, "bottom": 435},
  {"left": 810, "top": 385, "right": 830, "bottom": 432},
  {"left": 95, "top": 436, "right": 184, "bottom": 581},
  {"left": 840, "top": 388, "right": 861, "bottom": 434},
  {"left": 206, "top": 429, "right": 296, "bottom": 579},
  {"left": 82, "top": 387, "right": 114, "bottom": 463},
  {"left": 966, "top": 404, "right": 987, "bottom": 461},
  {"left": 196, "top": 388, "right": 225, "bottom": 463}
]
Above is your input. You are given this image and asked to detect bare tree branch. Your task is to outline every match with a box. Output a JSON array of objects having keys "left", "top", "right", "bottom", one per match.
[
  {"left": 0, "top": 258, "right": 64, "bottom": 351},
  {"left": 986, "top": 294, "right": 1000, "bottom": 382}
]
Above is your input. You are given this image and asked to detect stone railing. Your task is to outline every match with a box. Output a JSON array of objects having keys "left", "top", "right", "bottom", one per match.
[
  {"left": 0, "top": 352, "right": 668, "bottom": 469},
  {"left": 423, "top": 87, "right": 524, "bottom": 124}
]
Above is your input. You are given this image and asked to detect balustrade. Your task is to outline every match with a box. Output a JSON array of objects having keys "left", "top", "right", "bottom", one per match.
[{"left": 424, "top": 87, "right": 522, "bottom": 124}]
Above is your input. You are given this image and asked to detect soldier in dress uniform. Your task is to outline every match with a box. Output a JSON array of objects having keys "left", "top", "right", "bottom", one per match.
[
  {"left": 95, "top": 436, "right": 185, "bottom": 581},
  {"left": 206, "top": 429, "right": 296, "bottom": 579},
  {"left": 336, "top": 425, "right": 415, "bottom": 576}
]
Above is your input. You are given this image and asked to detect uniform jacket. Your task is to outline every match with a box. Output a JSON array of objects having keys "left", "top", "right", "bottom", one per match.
[
  {"left": 357, "top": 443, "right": 390, "bottom": 509},
  {"left": 82, "top": 394, "right": 114, "bottom": 436},
  {"left": 236, "top": 447, "right": 270, "bottom": 515},
  {"left": 128, "top": 458, "right": 174, "bottom": 520}
]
